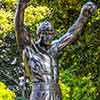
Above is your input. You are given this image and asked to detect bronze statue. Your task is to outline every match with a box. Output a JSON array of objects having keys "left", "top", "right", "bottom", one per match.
[{"left": 15, "top": 0, "right": 96, "bottom": 100}]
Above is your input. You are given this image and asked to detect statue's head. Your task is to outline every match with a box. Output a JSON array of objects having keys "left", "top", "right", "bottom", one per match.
[
  {"left": 36, "top": 21, "right": 55, "bottom": 45},
  {"left": 81, "top": 2, "right": 96, "bottom": 17}
]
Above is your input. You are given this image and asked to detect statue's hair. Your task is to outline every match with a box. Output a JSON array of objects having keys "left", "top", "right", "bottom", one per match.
[{"left": 36, "top": 21, "right": 52, "bottom": 35}]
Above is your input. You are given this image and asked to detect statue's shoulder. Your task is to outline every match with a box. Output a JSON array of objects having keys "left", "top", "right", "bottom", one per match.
[{"left": 48, "top": 40, "right": 59, "bottom": 57}]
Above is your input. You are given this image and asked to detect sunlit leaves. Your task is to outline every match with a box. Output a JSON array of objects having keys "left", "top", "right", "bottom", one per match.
[
  {"left": 59, "top": 71, "right": 97, "bottom": 100},
  {"left": 92, "top": 8, "right": 100, "bottom": 21},
  {"left": 0, "top": 82, "right": 16, "bottom": 100},
  {"left": 0, "top": 9, "right": 14, "bottom": 35},
  {"left": 25, "top": 5, "right": 51, "bottom": 26}
]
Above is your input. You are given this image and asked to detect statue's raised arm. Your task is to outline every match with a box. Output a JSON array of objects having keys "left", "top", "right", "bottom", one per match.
[
  {"left": 15, "top": 0, "right": 31, "bottom": 49},
  {"left": 52, "top": 2, "right": 96, "bottom": 51}
]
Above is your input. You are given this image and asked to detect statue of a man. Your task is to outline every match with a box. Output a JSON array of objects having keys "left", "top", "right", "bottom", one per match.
[{"left": 15, "top": 0, "right": 96, "bottom": 100}]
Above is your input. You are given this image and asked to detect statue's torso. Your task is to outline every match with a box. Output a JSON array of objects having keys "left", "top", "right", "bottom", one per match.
[
  {"left": 30, "top": 52, "right": 58, "bottom": 82},
  {"left": 23, "top": 44, "right": 62, "bottom": 100}
]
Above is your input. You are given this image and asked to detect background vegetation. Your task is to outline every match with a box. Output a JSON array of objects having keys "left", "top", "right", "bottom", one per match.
[
  {"left": 0, "top": 0, "right": 100, "bottom": 100},
  {"left": 0, "top": 82, "right": 16, "bottom": 100}
]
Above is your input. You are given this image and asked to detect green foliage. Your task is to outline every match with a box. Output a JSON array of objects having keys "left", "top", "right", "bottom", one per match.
[
  {"left": 25, "top": 5, "right": 51, "bottom": 25},
  {"left": 0, "top": 1, "right": 50, "bottom": 35},
  {"left": 0, "top": 9, "right": 14, "bottom": 35},
  {"left": 92, "top": 8, "right": 100, "bottom": 21},
  {"left": 0, "top": 0, "right": 16, "bottom": 5},
  {"left": 0, "top": 0, "right": 16, "bottom": 9},
  {"left": 0, "top": 82, "right": 16, "bottom": 100},
  {"left": 59, "top": 70, "right": 97, "bottom": 100}
]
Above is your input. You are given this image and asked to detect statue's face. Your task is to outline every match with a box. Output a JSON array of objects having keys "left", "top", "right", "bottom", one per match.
[{"left": 37, "top": 21, "right": 55, "bottom": 45}]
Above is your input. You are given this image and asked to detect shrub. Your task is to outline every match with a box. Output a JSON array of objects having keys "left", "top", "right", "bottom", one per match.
[
  {"left": 59, "top": 70, "right": 97, "bottom": 100},
  {"left": 0, "top": 82, "right": 16, "bottom": 100},
  {"left": 0, "top": 9, "right": 14, "bottom": 35}
]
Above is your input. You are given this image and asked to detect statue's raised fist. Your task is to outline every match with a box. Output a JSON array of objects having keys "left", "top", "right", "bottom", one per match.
[{"left": 81, "top": 2, "right": 96, "bottom": 17}]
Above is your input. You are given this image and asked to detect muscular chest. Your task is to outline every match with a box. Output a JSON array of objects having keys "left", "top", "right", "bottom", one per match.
[
  {"left": 31, "top": 53, "right": 56, "bottom": 74},
  {"left": 23, "top": 46, "right": 58, "bottom": 81}
]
